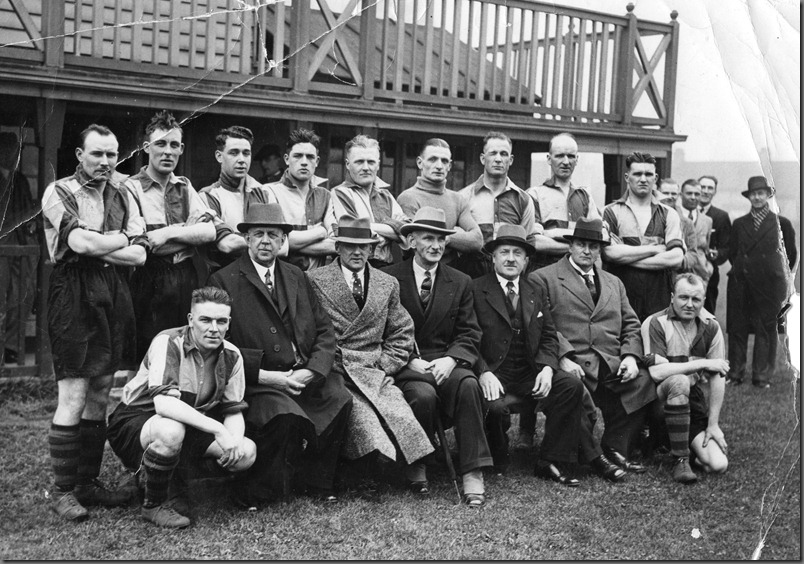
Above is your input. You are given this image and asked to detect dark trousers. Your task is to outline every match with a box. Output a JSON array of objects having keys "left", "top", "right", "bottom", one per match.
[
  {"left": 397, "top": 369, "right": 493, "bottom": 475},
  {"left": 298, "top": 402, "right": 352, "bottom": 491},
  {"left": 590, "top": 383, "right": 649, "bottom": 457},
  {"left": 485, "top": 371, "right": 599, "bottom": 467},
  {"left": 242, "top": 414, "right": 307, "bottom": 502},
  {"left": 704, "top": 267, "right": 720, "bottom": 315},
  {"left": 728, "top": 323, "right": 778, "bottom": 385}
]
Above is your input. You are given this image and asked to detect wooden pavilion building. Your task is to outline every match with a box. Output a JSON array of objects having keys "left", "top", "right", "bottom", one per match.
[{"left": 0, "top": 0, "right": 684, "bottom": 377}]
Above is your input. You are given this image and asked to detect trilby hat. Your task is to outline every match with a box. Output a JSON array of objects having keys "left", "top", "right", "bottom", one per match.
[
  {"left": 741, "top": 175, "right": 775, "bottom": 199},
  {"left": 237, "top": 203, "right": 293, "bottom": 233},
  {"left": 400, "top": 206, "right": 457, "bottom": 236},
  {"left": 333, "top": 215, "right": 382, "bottom": 244},
  {"left": 482, "top": 223, "right": 536, "bottom": 255},
  {"left": 560, "top": 217, "right": 610, "bottom": 246}
]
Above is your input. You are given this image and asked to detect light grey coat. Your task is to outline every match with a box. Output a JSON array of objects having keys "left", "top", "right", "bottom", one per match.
[{"left": 308, "top": 261, "right": 434, "bottom": 463}]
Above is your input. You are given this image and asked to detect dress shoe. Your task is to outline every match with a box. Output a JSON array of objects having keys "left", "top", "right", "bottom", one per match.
[
  {"left": 602, "top": 447, "right": 647, "bottom": 474},
  {"left": 752, "top": 382, "right": 771, "bottom": 389},
  {"left": 307, "top": 486, "right": 339, "bottom": 503},
  {"left": 590, "top": 454, "right": 627, "bottom": 482},
  {"left": 672, "top": 456, "right": 698, "bottom": 484},
  {"left": 464, "top": 493, "right": 485, "bottom": 507},
  {"left": 406, "top": 480, "right": 430, "bottom": 495},
  {"left": 533, "top": 461, "right": 580, "bottom": 487}
]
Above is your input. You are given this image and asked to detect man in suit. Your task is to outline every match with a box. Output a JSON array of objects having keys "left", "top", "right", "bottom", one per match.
[
  {"left": 308, "top": 216, "right": 434, "bottom": 480},
  {"left": 530, "top": 218, "right": 656, "bottom": 472},
  {"left": 678, "top": 179, "right": 714, "bottom": 284},
  {"left": 726, "top": 176, "right": 797, "bottom": 388},
  {"left": 472, "top": 224, "right": 626, "bottom": 486},
  {"left": 208, "top": 203, "right": 353, "bottom": 505},
  {"left": 384, "top": 207, "right": 492, "bottom": 506},
  {"left": 698, "top": 175, "right": 731, "bottom": 315}
]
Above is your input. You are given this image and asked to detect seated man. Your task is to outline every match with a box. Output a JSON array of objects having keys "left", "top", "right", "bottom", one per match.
[
  {"left": 308, "top": 216, "right": 434, "bottom": 479},
  {"left": 107, "top": 287, "right": 256, "bottom": 528},
  {"left": 530, "top": 218, "right": 656, "bottom": 472},
  {"left": 208, "top": 204, "right": 352, "bottom": 505},
  {"left": 642, "top": 273, "right": 729, "bottom": 483},
  {"left": 472, "top": 224, "right": 626, "bottom": 485},
  {"left": 384, "top": 207, "right": 493, "bottom": 506}
]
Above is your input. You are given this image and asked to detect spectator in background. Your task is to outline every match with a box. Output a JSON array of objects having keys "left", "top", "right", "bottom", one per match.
[
  {"left": 726, "top": 176, "right": 797, "bottom": 388},
  {"left": 678, "top": 179, "right": 714, "bottom": 285},
  {"left": 0, "top": 131, "right": 38, "bottom": 365},
  {"left": 602, "top": 152, "right": 684, "bottom": 321},
  {"left": 255, "top": 143, "right": 285, "bottom": 184},
  {"left": 698, "top": 175, "right": 731, "bottom": 315}
]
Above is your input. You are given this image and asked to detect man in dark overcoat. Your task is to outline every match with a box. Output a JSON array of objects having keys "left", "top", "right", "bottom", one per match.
[
  {"left": 726, "top": 176, "right": 797, "bottom": 387},
  {"left": 530, "top": 218, "right": 656, "bottom": 471},
  {"left": 472, "top": 224, "right": 626, "bottom": 486},
  {"left": 208, "top": 203, "right": 352, "bottom": 504},
  {"left": 384, "top": 207, "right": 493, "bottom": 506}
]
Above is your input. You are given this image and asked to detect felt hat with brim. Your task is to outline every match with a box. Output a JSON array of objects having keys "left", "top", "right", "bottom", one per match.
[
  {"left": 237, "top": 203, "right": 293, "bottom": 233},
  {"left": 482, "top": 224, "right": 536, "bottom": 255},
  {"left": 334, "top": 216, "right": 382, "bottom": 244},
  {"left": 741, "top": 176, "right": 776, "bottom": 199},
  {"left": 400, "top": 206, "right": 457, "bottom": 236},
  {"left": 560, "top": 217, "right": 610, "bottom": 246}
]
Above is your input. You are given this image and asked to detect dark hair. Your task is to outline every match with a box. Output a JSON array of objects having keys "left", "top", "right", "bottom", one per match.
[
  {"left": 191, "top": 286, "right": 232, "bottom": 307},
  {"left": 345, "top": 134, "right": 380, "bottom": 156},
  {"left": 145, "top": 110, "right": 182, "bottom": 139},
  {"left": 672, "top": 272, "right": 705, "bottom": 293},
  {"left": 419, "top": 138, "right": 450, "bottom": 156},
  {"left": 548, "top": 132, "right": 576, "bottom": 152},
  {"left": 286, "top": 128, "right": 321, "bottom": 154},
  {"left": 681, "top": 178, "right": 700, "bottom": 191},
  {"left": 625, "top": 152, "right": 656, "bottom": 169},
  {"left": 698, "top": 175, "right": 718, "bottom": 187},
  {"left": 482, "top": 131, "right": 512, "bottom": 152},
  {"left": 79, "top": 124, "right": 115, "bottom": 148},
  {"left": 215, "top": 126, "right": 254, "bottom": 151}
]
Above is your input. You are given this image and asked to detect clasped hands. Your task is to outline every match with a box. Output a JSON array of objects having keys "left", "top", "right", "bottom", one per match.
[
  {"left": 258, "top": 368, "right": 315, "bottom": 396},
  {"left": 406, "top": 356, "right": 457, "bottom": 385}
]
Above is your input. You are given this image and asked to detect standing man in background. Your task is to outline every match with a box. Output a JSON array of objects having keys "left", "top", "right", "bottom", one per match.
[
  {"left": 457, "top": 132, "right": 536, "bottom": 278},
  {"left": 262, "top": 128, "right": 334, "bottom": 271},
  {"left": 125, "top": 111, "right": 223, "bottom": 363},
  {"left": 255, "top": 143, "right": 285, "bottom": 184},
  {"left": 527, "top": 132, "right": 603, "bottom": 271},
  {"left": 698, "top": 175, "right": 731, "bottom": 315},
  {"left": 726, "top": 176, "right": 797, "bottom": 388},
  {"left": 678, "top": 179, "right": 714, "bottom": 284},
  {"left": 41, "top": 124, "right": 148, "bottom": 521},
  {"left": 397, "top": 138, "right": 483, "bottom": 267},
  {"left": 199, "top": 126, "right": 269, "bottom": 272}
]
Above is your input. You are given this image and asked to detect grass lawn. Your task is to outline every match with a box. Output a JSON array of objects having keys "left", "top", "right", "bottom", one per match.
[{"left": 0, "top": 374, "right": 799, "bottom": 560}]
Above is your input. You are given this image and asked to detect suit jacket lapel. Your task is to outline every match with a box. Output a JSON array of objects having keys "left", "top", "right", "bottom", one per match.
[
  {"left": 397, "top": 260, "right": 426, "bottom": 327},
  {"left": 275, "top": 261, "right": 296, "bottom": 319},
  {"left": 520, "top": 277, "right": 537, "bottom": 328},
  {"left": 483, "top": 276, "right": 511, "bottom": 326},
  {"left": 420, "top": 265, "right": 455, "bottom": 338},
  {"left": 592, "top": 266, "right": 612, "bottom": 315},
  {"left": 557, "top": 257, "right": 595, "bottom": 311},
  {"left": 239, "top": 255, "right": 281, "bottom": 313}
]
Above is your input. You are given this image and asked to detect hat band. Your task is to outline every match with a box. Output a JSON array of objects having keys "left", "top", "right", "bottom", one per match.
[
  {"left": 410, "top": 219, "right": 449, "bottom": 230},
  {"left": 570, "top": 228, "right": 605, "bottom": 241},
  {"left": 338, "top": 226, "right": 375, "bottom": 240}
]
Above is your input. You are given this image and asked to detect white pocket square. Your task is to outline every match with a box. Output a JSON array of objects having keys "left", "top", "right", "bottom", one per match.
[{"left": 537, "top": 311, "right": 543, "bottom": 318}]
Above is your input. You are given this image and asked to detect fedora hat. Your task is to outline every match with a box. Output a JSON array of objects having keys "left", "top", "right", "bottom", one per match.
[
  {"left": 741, "top": 176, "right": 776, "bottom": 199},
  {"left": 237, "top": 203, "right": 293, "bottom": 233},
  {"left": 482, "top": 224, "right": 536, "bottom": 255},
  {"left": 400, "top": 206, "right": 457, "bottom": 236},
  {"left": 333, "top": 215, "right": 382, "bottom": 244},
  {"left": 560, "top": 217, "right": 610, "bottom": 246}
]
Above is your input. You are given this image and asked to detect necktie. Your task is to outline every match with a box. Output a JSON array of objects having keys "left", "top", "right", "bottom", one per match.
[
  {"left": 264, "top": 269, "right": 274, "bottom": 297},
  {"left": 420, "top": 270, "right": 432, "bottom": 306},
  {"left": 352, "top": 271, "right": 364, "bottom": 309},
  {"left": 506, "top": 281, "right": 518, "bottom": 311},
  {"left": 688, "top": 209, "right": 694, "bottom": 221},
  {"left": 584, "top": 272, "right": 598, "bottom": 304}
]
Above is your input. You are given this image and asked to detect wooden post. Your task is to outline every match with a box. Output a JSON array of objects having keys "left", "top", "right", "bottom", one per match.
[
  {"left": 34, "top": 98, "right": 66, "bottom": 377},
  {"left": 603, "top": 153, "right": 625, "bottom": 204},
  {"left": 42, "top": 0, "right": 65, "bottom": 68},
  {"left": 358, "top": 0, "right": 376, "bottom": 100},
  {"left": 664, "top": 10, "right": 680, "bottom": 130},
  {"left": 619, "top": 3, "right": 637, "bottom": 125},
  {"left": 291, "top": 0, "right": 311, "bottom": 93}
]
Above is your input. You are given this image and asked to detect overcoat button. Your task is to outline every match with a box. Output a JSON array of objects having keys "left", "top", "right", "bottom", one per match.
[{"left": 274, "top": 345, "right": 281, "bottom": 352}]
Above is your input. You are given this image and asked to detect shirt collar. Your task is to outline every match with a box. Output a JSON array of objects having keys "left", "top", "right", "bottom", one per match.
[
  {"left": 135, "top": 166, "right": 186, "bottom": 192},
  {"left": 412, "top": 258, "right": 438, "bottom": 278},
  {"left": 250, "top": 257, "right": 275, "bottom": 283},
  {"left": 700, "top": 203, "right": 712, "bottom": 214},
  {"left": 181, "top": 325, "right": 223, "bottom": 357},
  {"left": 340, "top": 262, "right": 365, "bottom": 285},
  {"left": 679, "top": 205, "right": 698, "bottom": 221},
  {"left": 568, "top": 257, "right": 594, "bottom": 277},
  {"left": 472, "top": 174, "right": 519, "bottom": 195},
  {"left": 342, "top": 171, "right": 391, "bottom": 191},
  {"left": 279, "top": 170, "right": 327, "bottom": 191},
  {"left": 541, "top": 176, "right": 576, "bottom": 192},
  {"left": 495, "top": 272, "right": 519, "bottom": 294},
  {"left": 614, "top": 188, "right": 663, "bottom": 207},
  {"left": 666, "top": 305, "right": 716, "bottom": 324}
]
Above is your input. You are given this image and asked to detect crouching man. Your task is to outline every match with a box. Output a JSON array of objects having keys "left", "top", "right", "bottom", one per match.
[
  {"left": 107, "top": 287, "right": 256, "bottom": 528},
  {"left": 641, "top": 273, "right": 729, "bottom": 483}
]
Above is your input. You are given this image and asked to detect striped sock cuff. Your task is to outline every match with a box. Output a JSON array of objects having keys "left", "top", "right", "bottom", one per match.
[
  {"left": 50, "top": 423, "right": 81, "bottom": 493},
  {"left": 664, "top": 404, "right": 691, "bottom": 458},
  {"left": 142, "top": 449, "right": 180, "bottom": 508}
]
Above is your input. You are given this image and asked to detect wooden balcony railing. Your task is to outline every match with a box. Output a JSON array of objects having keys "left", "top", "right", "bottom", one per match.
[{"left": 0, "top": 0, "right": 680, "bottom": 129}]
